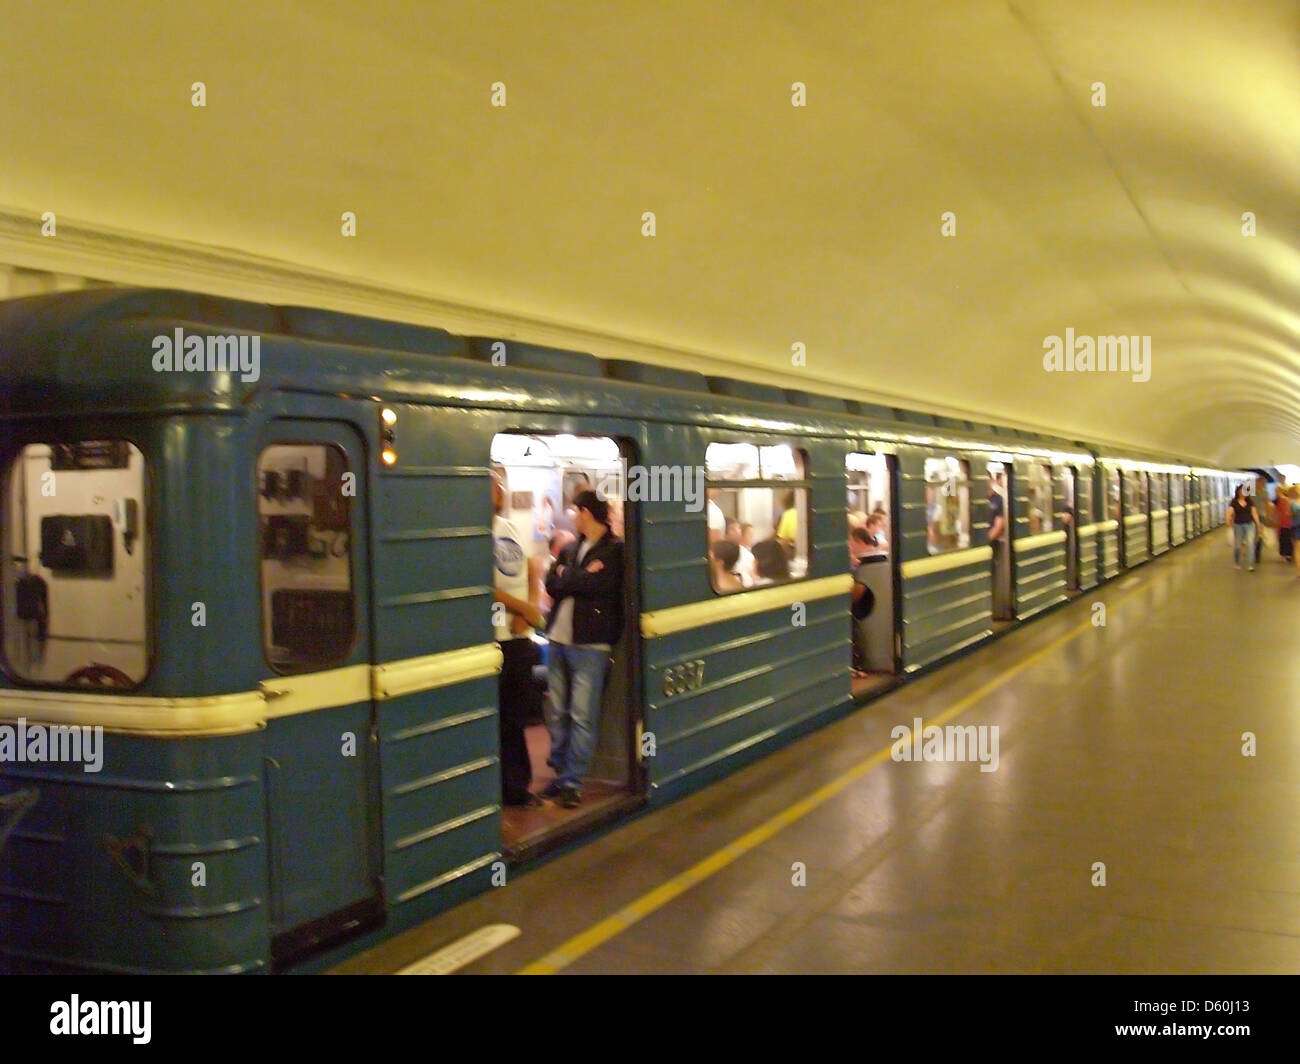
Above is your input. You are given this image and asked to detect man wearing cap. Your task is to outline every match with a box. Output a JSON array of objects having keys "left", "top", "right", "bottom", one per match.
[{"left": 541, "top": 490, "right": 625, "bottom": 808}]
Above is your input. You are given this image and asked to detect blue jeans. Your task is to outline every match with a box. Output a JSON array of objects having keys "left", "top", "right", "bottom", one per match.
[
  {"left": 1232, "top": 523, "right": 1254, "bottom": 565},
  {"left": 545, "top": 644, "right": 611, "bottom": 789}
]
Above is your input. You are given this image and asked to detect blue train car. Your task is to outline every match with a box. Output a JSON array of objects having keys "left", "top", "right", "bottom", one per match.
[{"left": 0, "top": 289, "right": 1230, "bottom": 972}]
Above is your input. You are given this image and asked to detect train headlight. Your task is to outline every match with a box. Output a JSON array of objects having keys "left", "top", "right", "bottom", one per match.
[{"left": 380, "top": 407, "right": 398, "bottom": 465}]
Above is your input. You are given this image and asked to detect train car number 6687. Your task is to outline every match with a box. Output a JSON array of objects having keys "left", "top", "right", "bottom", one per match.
[{"left": 662, "top": 659, "right": 706, "bottom": 697}]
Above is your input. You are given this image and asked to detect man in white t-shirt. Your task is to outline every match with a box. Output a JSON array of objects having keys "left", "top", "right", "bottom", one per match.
[
  {"left": 707, "top": 489, "right": 726, "bottom": 545},
  {"left": 492, "top": 471, "right": 544, "bottom": 807}
]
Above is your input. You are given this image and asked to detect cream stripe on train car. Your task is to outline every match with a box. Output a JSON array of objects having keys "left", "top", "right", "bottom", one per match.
[
  {"left": 641, "top": 574, "right": 852, "bottom": 638},
  {"left": 0, "top": 643, "right": 505, "bottom": 736},
  {"left": 899, "top": 546, "right": 993, "bottom": 580}
]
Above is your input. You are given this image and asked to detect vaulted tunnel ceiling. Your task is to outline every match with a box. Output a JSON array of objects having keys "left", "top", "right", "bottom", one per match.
[{"left": 0, "top": 1, "right": 1295, "bottom": 465}]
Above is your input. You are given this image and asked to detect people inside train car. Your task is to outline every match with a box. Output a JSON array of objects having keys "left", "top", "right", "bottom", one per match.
[
  {"left": 850, "top": 543, "right": 888, "bottom": 678},
  {"left": 849, "top": 526, "right": 875, "bottom": 568},
  {"left": 751, "top": 538, "right": 791, "bottom": 586},
  {"left": 988, "top": 469, "right": 1007, "bottom": 545},
  {"left": 492, "top": 470, "right": 546, "bottom": 808},
  {"left": 559, "top": 474, "right": 591, "bottom": 533},
  {"left": 535, "top": 493, "right": 557, "bottom": 540},
  {"left": 606, "top": 493, "right": 625, "bottom": 540},
  {"left": 1251, "top": 476, "right": 1273, "bottom": 565},
  {"left": 865, "top": 512, "right": 888, "bottom": 553},
  {"left": 1275, "top": 485, "right": 1293, "bottom": 562},
  {"left": 710, "top": 539, "right": 744, "bottom": 592},
  {"left": 776, "top": 491, "right": 798, "bottom": 557},
  {"left": 725, "top": 519, "right": 757, "bottom": 586},
  {"left": 707, "top": 488, "right": 727, "bottom": 544},
  {"left": 846, "top": 509, "right": 867, "bottom": 566},
  {"left": 1227, "top": 484, "right": 1260, "bottom": 570},
  {"left": 542, "top": 490, "right": 625, "bottom": 809},
  {"left": 920, "top": 478, "right": 941, "bottom": 551},
  {"left": 538, "top": 529, "right": 576, "bottom": 612}
]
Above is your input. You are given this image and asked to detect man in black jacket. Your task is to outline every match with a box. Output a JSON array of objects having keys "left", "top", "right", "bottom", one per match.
[{"left": 541, "top": 490, "right": 625, "bottom": 808}]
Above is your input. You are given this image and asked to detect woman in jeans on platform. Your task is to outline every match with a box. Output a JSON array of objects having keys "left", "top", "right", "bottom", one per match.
[{"left": 1227, "top": 485, "right": 1260, "bottom": 570}]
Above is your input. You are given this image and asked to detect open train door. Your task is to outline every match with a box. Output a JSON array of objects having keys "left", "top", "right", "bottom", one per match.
[
  {"left": 847, "top": 448, "right": 899, "bottom": 698},
  {"left": 988, "top": 460, "right": 1014, "bottom": 621},
  {"left": 1063, "top": 466, "right": 1079, "bottom": 590}
]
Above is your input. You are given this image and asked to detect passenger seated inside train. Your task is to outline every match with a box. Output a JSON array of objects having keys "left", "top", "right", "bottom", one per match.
[
  {"left": 752, "top": 538, "right": 791, "bottom": 585},
  {"left": 710, "top": 539, "right": 744, "bottom": 592},
  {"left": 868, "top": 512, "right": 888, "bottom": 550}
]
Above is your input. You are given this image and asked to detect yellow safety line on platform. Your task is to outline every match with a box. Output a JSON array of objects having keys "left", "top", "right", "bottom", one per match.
[{"left": 517, "top": 552, "right": 1171, "bottom": 974}]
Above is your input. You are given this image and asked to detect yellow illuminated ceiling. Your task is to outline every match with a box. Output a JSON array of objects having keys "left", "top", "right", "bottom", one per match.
[{"left": 0, "top": 1, "right": 1295, "bottom": 465}]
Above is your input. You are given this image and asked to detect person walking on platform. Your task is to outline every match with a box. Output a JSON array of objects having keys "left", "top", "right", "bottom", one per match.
[
  {"left": 1276, "top": 486, "right": 1294, "bottom": 562},
  {"left": 1227, "top": 485, "right": 1260, "bottom": 570},
  {"left": 542, "top": 490, "right": 625, "bottom": 808},
  {"left": 1251, "top": 477, "right": 1273, "bottom": 566},
  {"left": 1289, "top": 487, "right": 1300, "bottom": 577}
]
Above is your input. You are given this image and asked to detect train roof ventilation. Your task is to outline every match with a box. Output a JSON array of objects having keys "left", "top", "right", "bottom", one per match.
[
  {"left": 706, "top": 377, "right": 789, "bottom": 405},
  {"left": 604, "top": 359, "right": 708, "bottom": 393},
  {"left": 467, "top": 338, "right": 603, "bottom": 377},
  {"left": 281, "top": 305, "right": 467, "bottom": 358},
  {"left": 784, "top": 389, "right": 847, "bottom": 414}
]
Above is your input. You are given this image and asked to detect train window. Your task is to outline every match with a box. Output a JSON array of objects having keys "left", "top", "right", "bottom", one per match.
[
  {"left": 258, "top": 444, "right": 356, "bottom": 672},
  {"left": 704, "top": 442, "right": 760, "bottom": 481},
  {"left": 1108, "top": 468, "right": 1121, "bottom": 520},
  {"left": 923, "top": 456, "right": 970, "bottom": 555},
  {"left": 846, "top": 452, "right": 890, "bottom": 561},
  {"left": 1027, "top": 464, "right": 1053, "bottom": 534},
  {"left": 2, "top": 441, "right": 149, "bottom": 688},
  {"left": 1171, "top": 476, "right": 1184, "bottom": 507},
  {"left": 706, "top": 443, "right": 809, "bottom": 593}
]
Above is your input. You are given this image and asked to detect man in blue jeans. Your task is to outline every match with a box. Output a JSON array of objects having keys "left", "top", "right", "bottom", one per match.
[{"left": 541, "top": 490, "right": 625, "bottom": 809}]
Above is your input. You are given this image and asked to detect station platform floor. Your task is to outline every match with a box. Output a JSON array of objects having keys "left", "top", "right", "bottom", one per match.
[{"left": 335, "top": 534, "right": 1300, "bottom": 974}]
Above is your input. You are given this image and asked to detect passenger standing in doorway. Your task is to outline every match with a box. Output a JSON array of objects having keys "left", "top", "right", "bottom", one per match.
[
  {"left": 492, "top": 471, "right": 545, "bottom": 807},
  {"left": 988, "top": 468, "right": 1008, "bottom": 615},
  {"left": 988, "top": 470, "right": 1007, "bottom": 546},
  {"left": 1290, "top": 488, "right": 1300, "bottom": 577},
  {"left": 1227, "top": 485, "right": 1260, "bottom": 570},
  {"left": 542, "top": 491, "right": 625, "bottom": 808}
]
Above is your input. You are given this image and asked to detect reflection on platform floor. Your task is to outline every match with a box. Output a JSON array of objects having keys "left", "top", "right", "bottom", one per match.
[{"left": 338, "top": 537, "right": 1300, "bottom": 975}]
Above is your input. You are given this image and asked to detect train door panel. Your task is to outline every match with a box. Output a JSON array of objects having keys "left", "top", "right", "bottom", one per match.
[
  {"left": 490, "top": 430, "right": 642, "bottom": 857},
  {"left": 255, "top": 420, "right": 382, "bottom": 963}
]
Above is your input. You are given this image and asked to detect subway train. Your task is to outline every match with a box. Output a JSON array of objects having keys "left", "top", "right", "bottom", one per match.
[{"left": 0, "top": 288, "right": 1239, "bottom": 973}]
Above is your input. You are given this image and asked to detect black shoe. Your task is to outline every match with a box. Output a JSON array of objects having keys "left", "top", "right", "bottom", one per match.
[
  {"left": 539, "top": 780, "right": 565, "bottom": 800},
  {"left": 560, "top": 786, "right": 582, "bottom": 809},
  {"left": 504, "top": 792, "right": 544, "bottom": 808}
]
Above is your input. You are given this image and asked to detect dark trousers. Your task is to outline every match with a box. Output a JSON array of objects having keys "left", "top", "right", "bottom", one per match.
[
  {"left": 1280, "top": 527, "right": 1293, "bottom": 560},
  {"left": 499, "top": 638, "right": 535, "bottom": 802}
]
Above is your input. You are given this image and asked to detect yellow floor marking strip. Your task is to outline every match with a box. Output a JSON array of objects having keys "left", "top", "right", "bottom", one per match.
[{"left": 518, "top": 564, "right": 1166, "bottom": 974}]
